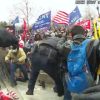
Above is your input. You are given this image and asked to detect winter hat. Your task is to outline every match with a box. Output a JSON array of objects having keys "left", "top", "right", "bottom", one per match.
[{"left": 70, "top": 25, "right": 85, "bottom": 37}]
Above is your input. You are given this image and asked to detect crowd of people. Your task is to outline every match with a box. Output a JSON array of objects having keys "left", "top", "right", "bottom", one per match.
[{"left": 0, "top": 24, "right": 100, "bottom": 100}]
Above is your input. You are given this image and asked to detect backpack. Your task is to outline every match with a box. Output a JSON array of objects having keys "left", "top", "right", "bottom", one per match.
[{"left": 66, "top": 39, "right": 93, "bottom": 93}]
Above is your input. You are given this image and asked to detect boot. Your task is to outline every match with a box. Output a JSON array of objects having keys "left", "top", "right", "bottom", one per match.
[
  {"left": 26, "top": 89, "right": 33, "bottom": 95},
  {"left": 57, "top": 90, "right": 64, "bottom": 97}
]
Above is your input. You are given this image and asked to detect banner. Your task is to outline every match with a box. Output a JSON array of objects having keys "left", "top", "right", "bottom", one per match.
[
  {"left": 69, "top": 6, "right": 81, "bottom": 24},
  {"left": 93, "top": 18, "right": 100, "bottom": 39},
  {"left": 32, "top": 11, "right": 51, "bottom": 30},
  {"left": 21, "top": 19, "right": 28, "bottom": 41},
  {"left": 11, "top": 16, "right": 19, "bottom": 25},
  {"left": 76, "top": 20, "right": 91, "bottom": 30}
]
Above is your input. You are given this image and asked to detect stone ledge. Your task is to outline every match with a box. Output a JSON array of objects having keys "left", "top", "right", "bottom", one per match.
[{"left": 37, "top": 71, "right": 54, "bottom": 85}]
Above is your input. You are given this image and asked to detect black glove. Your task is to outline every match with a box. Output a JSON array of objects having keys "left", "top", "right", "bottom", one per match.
[{"left": 13, "top": 59, "right": 19, "bottom": 63}]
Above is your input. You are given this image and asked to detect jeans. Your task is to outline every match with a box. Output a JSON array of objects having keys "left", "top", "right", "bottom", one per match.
[
  {"left": 10, "top": 63, "right": 28, "bottom": 83},
  {"left": 28, "top": 53, "right": 64, "bottom": 96}
]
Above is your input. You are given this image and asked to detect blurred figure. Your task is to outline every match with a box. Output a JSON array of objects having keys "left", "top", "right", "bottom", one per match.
[
  {"left": 34, "top": 33, "right": 42, "bottom": 42},
  {"left": 18, "top": 35, "right": 25, "bottom": 48},
  {"left": 5, "top": 44, "right": 28, "bottom": 86}
]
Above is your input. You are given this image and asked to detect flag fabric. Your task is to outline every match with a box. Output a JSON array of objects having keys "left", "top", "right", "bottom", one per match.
[
  {"left": 53, "top": 11, "right": 69, "bottom": 25},
  {"left": 11, "top": 16, "right": 19, "bottom": 25},
  {"left": 18, "top": 39, "right": 25, "bottom": 48},
  {"left": 32, "top": 11, "right": 51, "bottom": 30},
  {"left": 93, "top": 19, "right": 98, "bottom": 39},
  {"left": 7, "top": 90, "right": 19, "bottom": 100},
  {"left": 96, "top": 18, "right": 100, "bottom": 38},
  {"left": 93, "top": 18, "right": 100, "bottom": 39},
  {"left": 76, "top": 20, "right": 91, "bottom": 30},
  {"left": 22, "top": 19, "right": 27, "bottom": 31},
  {"left": 21, "top": 19, "right": 28, "bottom": 41},
  {"left": 69, "top": 6, "right": 81, "bottom": 24}
]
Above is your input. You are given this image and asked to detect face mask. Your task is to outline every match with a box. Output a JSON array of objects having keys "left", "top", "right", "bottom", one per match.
[{"left": 12, "top": 48, "right": 17, "bottom": 53}]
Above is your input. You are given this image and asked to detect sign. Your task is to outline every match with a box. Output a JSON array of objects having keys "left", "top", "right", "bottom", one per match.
[
  {"left": 76, "top": 20, "right": 91, "bottom": 30},
  {"left": 32, "top": 11, "right": 51, "bottom": 30},
  {"left": 75, "top": 0, "right": 100, "bottom": 4},
  {"left": 69, "top": 6, "right": 81, "bottom": 24}
]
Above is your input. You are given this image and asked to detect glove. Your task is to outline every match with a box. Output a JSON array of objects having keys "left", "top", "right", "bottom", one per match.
[
  {"left": 27, "top": 52, "right": 31, "bottom": 55},
  {"left": 12, "top": 59, "right": 19, "bottom": 63}
]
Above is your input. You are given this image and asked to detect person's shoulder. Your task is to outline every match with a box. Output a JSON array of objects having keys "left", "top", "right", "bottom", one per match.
[
  {"left": 8, "top": 49, "right": 12, "bottom": 53},
  {"left": 19, "top": 48, "right": 24, "bottom": 51},
  {"left": 89, "top": 38, "right": 99, "bottom": 47}
]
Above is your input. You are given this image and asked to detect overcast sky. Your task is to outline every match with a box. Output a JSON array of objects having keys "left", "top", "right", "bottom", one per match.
[{"left": 0, "top": 0, "right": 99, "bottom": 23}]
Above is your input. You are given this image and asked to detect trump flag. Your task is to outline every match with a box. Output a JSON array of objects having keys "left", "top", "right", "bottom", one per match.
[
  {"left": 11, "top": 16, "right": 19, "bottom": 25},
  {"left": 69, "top": 6, "right": 81, "bottom": 24},
  {"left": 32, "top": 11, "right": 51, "bottom": 30},
  {"left": 76, "top": 20, "right": 91, "bottom": 30}
]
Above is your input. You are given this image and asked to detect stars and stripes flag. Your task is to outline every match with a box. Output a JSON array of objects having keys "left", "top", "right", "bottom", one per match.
[
  {"left": 53, "top": 11, "right": 69, "bottom": 25},
  {"left": 32, "top": 11, "right": 51, "bottom": 30}
]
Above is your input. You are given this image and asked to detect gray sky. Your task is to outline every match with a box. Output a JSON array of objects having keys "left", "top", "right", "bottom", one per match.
[{"left": 0, "top": 0, "right": 99, "bottom": 23}]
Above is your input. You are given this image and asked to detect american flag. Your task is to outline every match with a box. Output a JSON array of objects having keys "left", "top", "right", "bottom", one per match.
[{"left": 53, "top": 11, "right": 69, "bottom": 25}]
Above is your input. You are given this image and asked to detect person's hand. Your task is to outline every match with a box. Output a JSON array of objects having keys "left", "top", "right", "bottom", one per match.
[
  {"left": 5, "top": 60, "right": 10, "bottom": 63},
  {"left": 12, "top": 59, "right": 19, "bottom": 63},
  {"left": 27, "top": 52, "right": 31, "bottom": 55}
]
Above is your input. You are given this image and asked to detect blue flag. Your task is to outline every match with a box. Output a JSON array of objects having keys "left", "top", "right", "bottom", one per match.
[
  {"left": 11, "top": 16, "right": 19, "bottom": 25},
  {"left": 69, "top": 6, "right": 81, "bottom": 24},
  {"left": 32, "top": 11, "right": 51, "bottom": 30}
]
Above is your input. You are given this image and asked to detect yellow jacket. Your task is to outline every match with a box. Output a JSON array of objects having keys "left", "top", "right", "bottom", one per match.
[
  {"left": 97, "top": 65, "right": 100, "bottom": 75},
  {"left": 5, "top": 48, "right": 26, "bottom": 64}
]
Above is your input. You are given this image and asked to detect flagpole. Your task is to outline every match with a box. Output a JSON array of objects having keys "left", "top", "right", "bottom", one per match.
[{"left": 97, "top": 6, "right": 100, "bottom": 17}]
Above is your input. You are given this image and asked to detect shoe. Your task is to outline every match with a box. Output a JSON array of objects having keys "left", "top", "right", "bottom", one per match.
[
  {"left": 58, "top": 92, "right": 64, "bottom": 97},
  {"left": 26, "top": 90, "right": 33, "bottom": 95},
  {"left": 57, "top": 90, "right": 64, "bottom": 97}
]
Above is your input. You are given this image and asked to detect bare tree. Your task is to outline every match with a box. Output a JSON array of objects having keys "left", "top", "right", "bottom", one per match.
[
  {"left": 83, "top": 5, "right": 97, "bottom": 20},
  {"left": 10, "top": 0, "right": 34, "bottom": 29}
]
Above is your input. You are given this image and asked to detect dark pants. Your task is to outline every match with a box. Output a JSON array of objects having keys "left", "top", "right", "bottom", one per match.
[
  {"left": 63, "top": 74, "right": 72, "bottom": 100},
  {"left": 28, "top": 51, "right": 64, "bottom": 96},
  {"left": 10, "top": 63, "right": 28, "bottom": 83}
]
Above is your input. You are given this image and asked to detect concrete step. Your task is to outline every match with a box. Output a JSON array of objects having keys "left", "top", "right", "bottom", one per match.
[
  {"left": 37, "top": 70, "right": 54, "bottom": 85},
  {"left": 1, "top": 80, "right": 63, "bottom": 100}
]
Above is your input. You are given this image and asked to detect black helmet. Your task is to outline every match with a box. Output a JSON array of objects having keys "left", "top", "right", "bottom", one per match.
[
  {"left": 11, "top": 44, "right": 19, "bottom": 53},
  {"left": 71, "top": 25, "right": 85, "bottom": 37}
]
